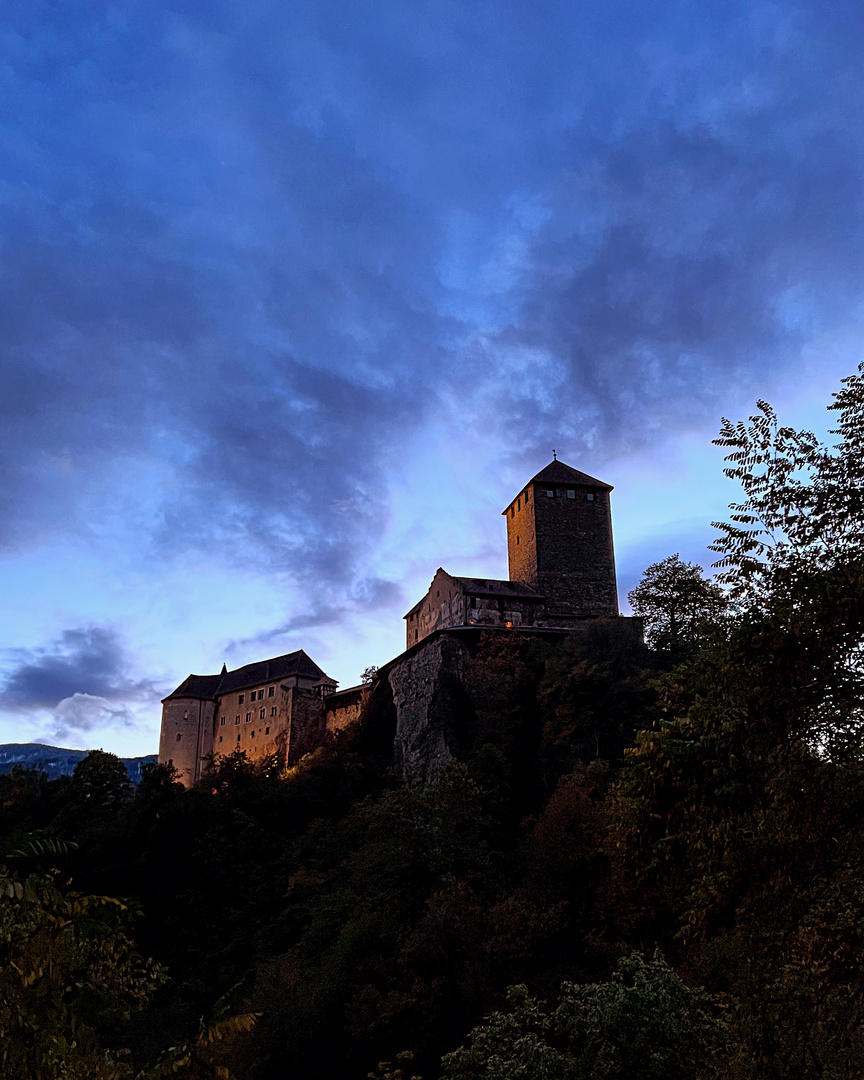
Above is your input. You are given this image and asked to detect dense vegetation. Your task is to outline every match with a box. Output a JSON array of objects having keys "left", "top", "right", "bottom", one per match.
[{"left": 2, "top": 366, "right": 864, "bottom": 1079}]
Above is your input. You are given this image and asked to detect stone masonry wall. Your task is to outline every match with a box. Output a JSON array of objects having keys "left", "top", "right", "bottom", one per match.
[
  {"left": 214, "top": 685, "right": 291, "bottom": 762},
  {"left": 286, "top": 686, "right": 328, "bottom": 763},
  {"left": 389, "top": 632, "right": 471, "bottom": 783},
  {"left": 531, "top": 483, "right": 617, "bottom": 617},
  {"left": 405, "top": 568, "right": 468, "bottom": 648},
  {"left": 158, "top": 697, "right": 216, "bottom": 787},
  {"left": 504, "top": 483, "right": 538, "bottom": 586}
]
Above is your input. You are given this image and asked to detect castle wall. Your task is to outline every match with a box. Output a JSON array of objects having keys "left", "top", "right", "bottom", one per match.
[
  {"left": 405, "top": 569, "right": 467, "bottom": 648},
  {"left": 286, "top": 686, "right": 328, "bottom": 763},
  {"left": 505, "top": 484, "right": 538, "bottom": 586},
  {"left": 213, "top": 684, "right": 291, "bottom": 762},
  {"left": 389, "top": 631, "right": 471, "bottom": 782},
  {"left": 521, "top": 481, "right": 617, "bottom": 617},
  {"left": 158, "top": 697, "right": 215, "bottom": 787},
  {"left": 325, "top": 686, "right": 365, "bottom": 732}
]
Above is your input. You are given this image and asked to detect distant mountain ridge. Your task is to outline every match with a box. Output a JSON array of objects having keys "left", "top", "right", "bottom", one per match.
[{"left": 0, "top": 743, "right": 157, "bottom": 784}]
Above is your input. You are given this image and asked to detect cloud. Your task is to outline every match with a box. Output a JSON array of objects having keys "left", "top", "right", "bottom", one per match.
[
  {"left": 46, "top": 693, "right": 137, "bottom": 743},
  {"left": 0, "top": 627, "right": 157, "bottom": 714},
  {"left": 230, "top": 576, "right": 405, "bottom": 650},
  {"left": 2, "top": 0, "right": 864, "bottom": 594}
]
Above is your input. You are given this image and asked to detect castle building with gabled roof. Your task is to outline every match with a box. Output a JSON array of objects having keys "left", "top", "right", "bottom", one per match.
[
  {"left": 159, "top": 457, "right": 627, "bottom": 785},
  {"left": 159, "top": 648, "right": 351, "bottom": 786},
  {"left": 404, "top": 458, "right": 618, "bottom": 647}
]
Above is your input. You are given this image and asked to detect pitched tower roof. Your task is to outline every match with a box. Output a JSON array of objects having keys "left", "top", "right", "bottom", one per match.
[
  {"left": 528, "top": 459, "right": 612, "bottom": 490},
  {"left": 503, "top": 458, "right": 612, "bottom": 514}
]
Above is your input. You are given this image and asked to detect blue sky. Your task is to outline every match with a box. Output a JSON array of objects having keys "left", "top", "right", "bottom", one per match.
[{"left": 1, "top": 0, "right": 863, "bottom": 755}]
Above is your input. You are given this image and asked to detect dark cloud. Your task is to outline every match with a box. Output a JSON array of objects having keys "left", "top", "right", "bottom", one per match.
[
  {"left": 0, "top": 627, "right": 157, "bottom": 713},
  {"left": 230, "top": 576, "right": 404, "bottom": 650},
  {"left": 2, "top": 0, "right": 864, "bottom": 589}
]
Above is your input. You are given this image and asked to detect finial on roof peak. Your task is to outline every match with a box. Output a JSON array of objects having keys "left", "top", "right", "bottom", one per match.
[
  {"left": 552, "top": 448, "right": 557, "bottom": 460},
  {"left": 221, "top": 663, "right": 227, "bottom": 675}
]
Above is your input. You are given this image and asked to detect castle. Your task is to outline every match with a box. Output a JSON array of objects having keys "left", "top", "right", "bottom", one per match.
[{"left": 159, "top": 458, "right": 626, "bottom": 785}]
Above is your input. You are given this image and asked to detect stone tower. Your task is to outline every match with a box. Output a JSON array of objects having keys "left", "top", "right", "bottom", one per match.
[{"left": 502, "top": 458, "right": 618, "bottom": 618}]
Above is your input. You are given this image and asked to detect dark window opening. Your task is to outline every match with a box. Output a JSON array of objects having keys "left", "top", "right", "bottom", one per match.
[
  {"left": 271, "top": 707, "right": 276, "bottom": 716},
  {"left": 251, "top": 730, "right": 255, "bottom": 738},
  {"left": 237, "top": 734, "right": 240, "bottom": 742},
  {"left": 516, "top": 536, "right": 520, "bottom": 545},
  {"left": 510, "top": 506, "right": 515, "bottom": 517},
  {"left": 246, "top": 712, "right": 251, "bottom": 722},
  {"left": 220, "top": 716, "right": 226, "bottom": 726},
  {"left": 239, "top": 695, "right": 244, "bottom": 704},
  {"left": 414, "top": 629, "right": 418, "bottom": 641},
  {"left": 176, "top": 733, "right": 181, "bottom": 742},
  {"left": 265, "top": 726, "right": 270, "bottom": 735},
  {"left": 258, "top": 689, "right": 264, "bottom": 700},
  {"left": 517, "top": 497, "right": 521, "bottom": 510},
  {"left": 268, "top": 686, "right": 275, "bottom": 697},
  {"left": 219, "top": 736, "right": 223, "bottom": 743},
  {"left": 260, "top": 708, "right": 265, "bottom": 719}
]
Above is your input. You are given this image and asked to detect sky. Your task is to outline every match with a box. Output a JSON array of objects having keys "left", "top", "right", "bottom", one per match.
[{"left": 2, "top": 0, "right": 864, "bottom": 756}]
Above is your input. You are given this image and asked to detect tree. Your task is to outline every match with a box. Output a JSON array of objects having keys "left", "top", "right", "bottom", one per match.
[
  {"left": 628, "top": 554, "right": 726, "bottom": 655},
  {"left": 710, "top": 364, "right": 864, "bottom": 758},
  {"left": 441, "top": 951, "right": 725, "bottom": 1080},
  {"left": 0, "top": 839, "right": 165, "bottom": 1079},
  {"left": 72, "top": 750, "right": 133, "bottom": 810},
  {"left": 711, "top": 362, "right": 864, "bottom": 606}
]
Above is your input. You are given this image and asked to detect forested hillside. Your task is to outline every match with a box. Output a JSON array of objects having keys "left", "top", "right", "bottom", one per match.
[{"left": 2, "top": 366, "right": 864, "bottom": 1079}]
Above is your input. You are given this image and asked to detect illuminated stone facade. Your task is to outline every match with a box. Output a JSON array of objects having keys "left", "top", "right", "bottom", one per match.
[
  {"left": 404, "top": 458, "right": 618, "bottom": 648},
  {"left": 158, "top": 650, "right": 362, "bottom": 787}
]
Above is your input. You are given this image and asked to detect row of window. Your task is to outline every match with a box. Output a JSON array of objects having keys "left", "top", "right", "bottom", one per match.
[
  {"left": 510, "top": 488, "right": 598, "bottom": 515},
  {"left": 220, "top": 706, "right": 277, "bottom": 726},
  {"left": 237, "top": 686, "right": 276, "bottom": 705},
  {"left": 218, "top": 725, "right": 271, "bottom": 744}
]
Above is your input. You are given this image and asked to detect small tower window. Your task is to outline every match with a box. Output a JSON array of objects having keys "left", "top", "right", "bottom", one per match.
[
  {"left": 235, "top": 715, "right": 240, "bottom": 725},
  {"left": 517, "top": 497, "right": 521, "bottom": 510},
  {"left": 510, "top": 506, "right": 515, "bottom": 517},
  {"left": 246, "top": 712, "right": 251, "bottom": 722},
  {"left": 176, "top": 733, "right": 181, "bottom": 742},
  {"left": 258, "top": 690, "right": 264, "bottom": 700},
  {"left": 219, "top": 736, "right": 223, "bottom": 743},
  {"left": 268, "top": 686, "right": 275, "bottom": 697},
  {"left": 271, "top": 706, "right": 276, "bottom": 716},
  {"left": 545, "top": 489, "right": 554, "bottom": 498},
  {"left": 251, "top": 730, "right": 255, "bottom": 738},
  {"left": 265, "top": 726, "right": 270, "bottom": 735},
  {"left": 260, "top": 707, "right": 265, "bottom": 719},
  {"left": 237, "top": 733, "right": 241, "bottom": 742},
  {"left": 567, "top": 489, "right": 575, "bottom": 499},
  {"left": 516, "top": 536, "right": 520, "bottom": 545},
  {"left": 587, "top": 492, "right": 595, "bottom": 501},
  {"left": 525, "top": 488, "right": 530, "bottom": 502},
  {"left": 220, "top": 716, "right": 226, "bottom": 726},
  {"left": 239, "top": 694, "right": 244, "bottom": 704}
]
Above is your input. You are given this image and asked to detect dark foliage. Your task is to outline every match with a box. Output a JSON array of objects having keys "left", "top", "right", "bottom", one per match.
[{"left": 3, "top": 367, "right": 864, "bottom": 1077}]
